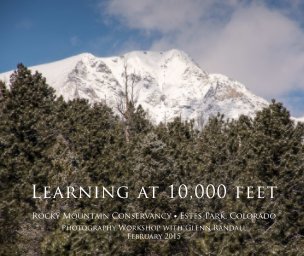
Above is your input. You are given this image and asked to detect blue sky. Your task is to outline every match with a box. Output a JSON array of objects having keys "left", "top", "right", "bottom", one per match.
[
  {"left": 1, "top": 0, "right": 304, "bottom": 116},
  {"left": 0, "top": 0, "right": 133, "bottom": 71}
]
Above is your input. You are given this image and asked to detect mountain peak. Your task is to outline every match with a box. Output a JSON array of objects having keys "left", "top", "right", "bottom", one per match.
[
  {"left": 165, "top": 48, "right": 191, "bottom": 58},
  {"left": 0, "top": 50, "right": 268, "bottom": 127}
]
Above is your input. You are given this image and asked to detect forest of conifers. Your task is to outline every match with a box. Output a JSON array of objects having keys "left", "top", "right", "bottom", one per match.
[{"left": 0, "top": 64, "right": 303, "bottom": 255}]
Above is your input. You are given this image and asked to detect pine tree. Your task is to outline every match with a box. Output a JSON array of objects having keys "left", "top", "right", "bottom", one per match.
[{"left": 0, "top": 64, "right": 58, "bottom": 254}]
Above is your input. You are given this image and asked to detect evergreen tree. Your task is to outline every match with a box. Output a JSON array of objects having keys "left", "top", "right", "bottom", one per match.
[{"left": 0, "top": 64, "right": 58, "bottom": 254}]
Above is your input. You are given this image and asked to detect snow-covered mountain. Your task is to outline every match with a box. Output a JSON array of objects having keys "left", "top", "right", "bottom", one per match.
[{"left": 0, "top": 49, "right": 268, "bottom": 126}]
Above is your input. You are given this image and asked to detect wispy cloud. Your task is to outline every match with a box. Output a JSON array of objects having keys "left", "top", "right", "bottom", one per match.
[
  {"left": 70, "top": 36, "right": 80, "bottom": 46},
  {"left": 102, "top": 0, "right": 304, "bottom": 111}
]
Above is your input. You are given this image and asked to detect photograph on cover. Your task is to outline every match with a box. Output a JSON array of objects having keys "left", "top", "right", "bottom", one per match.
[{"left": 0, "top": 0, "right": 303, "bottom": 255}]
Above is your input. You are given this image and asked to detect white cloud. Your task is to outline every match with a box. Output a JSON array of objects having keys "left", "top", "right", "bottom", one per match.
[
  {"left": 104, "top": 0, "right": 205, "bottom": 32},
  {"left": 103, "top": 1, "right": 304, "bottom": 103},
  {"left": 192, "top": 5, "right": 304, "bottom": 97}
]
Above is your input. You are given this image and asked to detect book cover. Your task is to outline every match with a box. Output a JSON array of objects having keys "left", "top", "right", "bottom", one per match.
[{"left": 0, "top": 1, "right": 303, "bottom": 255}]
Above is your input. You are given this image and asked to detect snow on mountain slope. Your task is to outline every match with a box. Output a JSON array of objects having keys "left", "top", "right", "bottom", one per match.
[
  {"left": 292, "top": 116, "right": 304, "bottom": 123},
  {"left": 0, "top": 49, "right": 268, "bottom": 126}
]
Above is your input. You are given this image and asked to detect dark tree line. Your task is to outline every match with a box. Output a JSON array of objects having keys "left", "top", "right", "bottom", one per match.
[{"left": 0, "top": 65, "right": 303, "bottom": 255}]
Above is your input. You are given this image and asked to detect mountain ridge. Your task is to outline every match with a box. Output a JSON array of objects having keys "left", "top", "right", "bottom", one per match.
[{"left": 0, "top": 49, "right": 270, "bottom": 126}]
